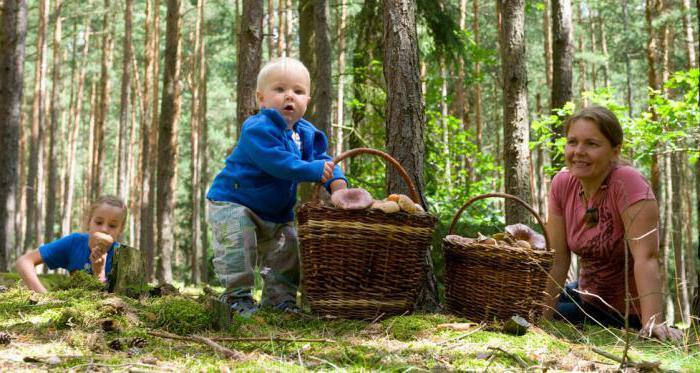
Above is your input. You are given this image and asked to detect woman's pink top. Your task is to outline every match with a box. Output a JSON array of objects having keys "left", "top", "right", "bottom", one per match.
[{"left": 549, "top": 165, "right": 656, "bottom": 315}]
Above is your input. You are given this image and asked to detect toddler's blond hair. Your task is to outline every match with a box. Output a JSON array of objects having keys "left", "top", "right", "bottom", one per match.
[{"left": 256, "top": 57, "right": 310, "bottom": 92}]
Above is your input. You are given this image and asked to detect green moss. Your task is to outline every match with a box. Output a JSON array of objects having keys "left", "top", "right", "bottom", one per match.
[
  {"left": 53, "top": 270, "right": 107, "bottom": 292},
  {"left": 382, "top": 313, "right": 452, "bottom": 341},
  {"left": 145, "top": 296, "right": 213, "bottom": 335}
]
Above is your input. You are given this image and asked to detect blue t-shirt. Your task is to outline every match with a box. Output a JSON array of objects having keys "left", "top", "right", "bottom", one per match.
[{"left": 39, "top": 233, "right": 118, "bottom": 275}]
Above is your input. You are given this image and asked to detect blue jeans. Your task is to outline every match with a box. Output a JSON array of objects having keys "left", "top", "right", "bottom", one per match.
[{"left": 555, "top": 282, "right": 641, "bottom": 329}]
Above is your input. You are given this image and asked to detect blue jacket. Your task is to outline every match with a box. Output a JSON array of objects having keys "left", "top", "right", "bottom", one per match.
[{"left": 207, "top": 109, "right": 346, "bottom": 223}]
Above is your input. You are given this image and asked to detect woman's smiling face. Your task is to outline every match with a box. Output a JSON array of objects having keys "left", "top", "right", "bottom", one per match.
[{"left": 565, "top": 118, "right": 620, "bottom": 183}]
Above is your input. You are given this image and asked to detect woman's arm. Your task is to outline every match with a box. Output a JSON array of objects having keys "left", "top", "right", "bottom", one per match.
[
  {"left": 623, "top": 199, "right": 682, "bottom": 341},
  {"left": 543, "top": 212, "right": 571, "bottom": 318},
  {"left": 15, "top": 250, "right": 48, "bottom": 293}
]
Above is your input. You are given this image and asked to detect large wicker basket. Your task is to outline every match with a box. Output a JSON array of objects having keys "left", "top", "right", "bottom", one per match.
[
  {"left": 443, "top": 193, "right": 554, "bottom": 321},
  {"left": 298, "top": 148, "right": 437, "bottom": 319}
]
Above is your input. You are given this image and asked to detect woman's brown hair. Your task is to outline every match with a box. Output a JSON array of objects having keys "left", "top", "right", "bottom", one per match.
[
  {"left": 564, "top": 105, "right": 623, "bottom": 147},
  {"left": 83, "top": 195, "right": 128, "bottom": 232}
]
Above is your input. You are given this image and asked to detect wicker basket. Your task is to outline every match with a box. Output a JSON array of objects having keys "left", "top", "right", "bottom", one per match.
[
  {"left": 443, "top": 193, "right": 554, "bottom": 321},
  {"left": 298, "top": 148, "right": 437, "bottom": 319}
]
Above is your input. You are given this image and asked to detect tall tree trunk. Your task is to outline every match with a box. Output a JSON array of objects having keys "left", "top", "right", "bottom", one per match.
[
  {"left": 266, "top": 0, "right": 274, "bottom": 59},
  {"left": 61, "top": 13, "right": 91, "bottom": 236},
  {"left": 335, "top": 0, "right": 347, "bottom": 156},
  {"left": 285, "top": 0, "right": 293, "bottom": 57},
  {"left": 156, "top": 0, "right": 182, "bottom": 284},
  {"left": 663, "top": 152, "right": 675, "bottom": 322},
  {"left": 84, "top": 81, "right": 97, "bottom": 217},
  {"left": 92, "top": 0, "right": 114, "bottom": 200},
  {"left": 383, "top": 0, "right": 436, "bottom": 311},
  {"left": 25, "top": 0, "right": 50, "bottom": 253},
  {"left": 298, "top": 0, "right": 314, "bottom": 117},
  {"left": 312, "top": 0, "right": 332, "bottom": 136},
  {"left": 454, "top": 0, "right": 467, "bottom": 137},
  {"left": 440, "top": 59, "right": 451, "bottom": 190},
  {"left": 597, "top": 7, "right": 610, "bottom": 87},
  {"left": 646, "top": 0, "right": 662, "bottom": 201},
  {"left": 236, "top": 0, "right": 263, "bottom": 138},
  {"left": 117, "top": 0, "right": 133, "bottom": 200},
  {"left": 576, "top": 1, "right": 586, "bottom": 106},
  {"left": 473, "top": 0, "right": 482, "bottom": 151},
  {"left": 672, "top": 152, "right": 691, "bottom": 324},
  {"left": 0, "top": 0, "right": 28, "bottom": 271},
  {"left": 277, "top": 0, "right": 285, "bottom": 56},
  {"left": 550, "top": 0, "right": 572, "bottom": 170},
  {"left": 189, "top": 0, "right": 205, "bottom": 285},
  {"left": 45, "top": 0, "right": 63, "bottom": 244},
  {"left": 544, "top": 0, "right": 553, "bottom": 93},
  {"left": 681, "top": 0, "right": 697, "bottom": 68},
  {"left": 497, "top": 0, "right": 532, "bottom": 225},
  {"left": 199, "top": 50, "right": 209, "bottom": 283},
  {"left": 623, "top": 0, "right": 634, "bottom": 117},
  {"left": 682, "top": 154, "right": 697, "bottom": 318}
]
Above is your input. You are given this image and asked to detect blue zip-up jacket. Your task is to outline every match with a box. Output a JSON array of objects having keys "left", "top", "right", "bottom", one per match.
[{"left": 207, "top": 109, "right": 346, "bottom": 223}]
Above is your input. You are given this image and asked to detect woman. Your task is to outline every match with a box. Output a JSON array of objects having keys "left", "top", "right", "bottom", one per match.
[{"left": 544, "top": 106, "right": 682, "bottom": 341}]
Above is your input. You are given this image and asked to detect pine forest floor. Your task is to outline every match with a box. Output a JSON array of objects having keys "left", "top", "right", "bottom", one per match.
[{"left": 0, "top": 273, "right": 698, "bottom": 372}]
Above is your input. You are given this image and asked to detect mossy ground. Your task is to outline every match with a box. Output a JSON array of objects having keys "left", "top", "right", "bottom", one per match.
[{"left": 1, "top": 273, "right": 698, "bottom": 371}]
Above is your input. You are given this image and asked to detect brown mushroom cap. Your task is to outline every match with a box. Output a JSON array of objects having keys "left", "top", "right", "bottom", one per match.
[{"left": 331, "top": 188, "right": 374, "bottom": 210}]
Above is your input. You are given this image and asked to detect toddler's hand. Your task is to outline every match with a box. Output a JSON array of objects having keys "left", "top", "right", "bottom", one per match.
[{"left": 321, "top": 161, "right": 335, "bottom": 183}]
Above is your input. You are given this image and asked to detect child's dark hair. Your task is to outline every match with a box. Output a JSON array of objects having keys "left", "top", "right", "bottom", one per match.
[{"left": 83, "top": 195, "right": 128, "bottom": 231}]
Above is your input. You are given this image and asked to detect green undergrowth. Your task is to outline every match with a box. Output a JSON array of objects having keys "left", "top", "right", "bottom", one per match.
[{"left": 0, "top": 273, "right": 698, "bottom": 371}]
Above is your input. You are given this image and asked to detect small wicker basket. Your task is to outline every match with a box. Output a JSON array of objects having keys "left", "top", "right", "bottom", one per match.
[
  {"left": 298, "top": 148, "right": 437, "bottom": 319},
  {"left": 443, "top": 193, "right": 554, "bottom": 321}
]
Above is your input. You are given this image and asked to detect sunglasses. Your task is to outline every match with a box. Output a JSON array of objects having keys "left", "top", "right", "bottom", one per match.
[{"left": 583, "top": 207, "right": 599, "bottom": 228}]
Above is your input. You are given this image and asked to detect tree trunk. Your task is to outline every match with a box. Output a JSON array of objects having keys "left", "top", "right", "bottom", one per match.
[
  {"left": 285, "top": 0, "right": 293, "bottom": 57},
  {"left": 236, "top": 0, "right": 263, "bottom": 139},
  {"left": 473, "top": 0, "right": 482, "bottom": 151},
  {"left": 44, "top": 0, "right": 63, "bottom": 244},
  {"left": 597, "top": 6, "right": 610, "bottom": 87},
  {"left": 383, "top": 0, "right": 437, "bottom": 311},
  {"left": 576, "top": 1, "right": 586, "bottom": 106},
  {"left": 550, "top": 0, "right": 572, "bottom": 170},
  {"left": 24, "top": 0, "right": 50, "bottom": 253},
  {"left": 189, "top": 0, "right": 206, "bottom": 285},
  {"left": 682, "top": 154, "right": 697, "bottom": 319},
  {"left": 544, "top": 0, "right": 553, "bottom": 93},
  {"left": 156, "top": 0, "right": 183, "bottom": 284},
  {"left": 671, "top": 152, "right": 691, "bottom": 324},
  {"left": 117, "top": 0, "right": 133, "bottom": 201},
  {"left": 335, "top": 0, "right": 347, "bottom": 156},
  {"left": 267, "top": 0, "right": 274, "bottom": 59},
  {"left": 277, "top": 0, "right": 285, "bottom": 56},
  {"left": 199, "top": 40, "right": 209, "bottom": 283},
  {"left": 0, "top": 0, "right": 28, "bottom": 271},
  {"left": 61, "top": 15, "right": 90, "bottom": 236},
  {"left": 440, "top": 59, "right": 451, "bottom": 190},
  {"left": 623, "top": 0, "right": 633, "bottom": 117},
  {"left": 646, "top": 0, "right": 662, "bottom": 202},
  {"left": 454, "top": 0, "right": 467, "bottom": 138},
  {"left": 681, "top": 0, "right": 697, "bottom": 68},
  {"left": 312, "top": 0, "right": 332, "bottom": 136},
  {"left": 497, "top": 0, "right": 532, "bottom": 225},
  {"left": 298, "top": 0, "right": 314, "bottom": 117},
  {"left": 92, "top": 0, "right": 114, "bottom": 201}
]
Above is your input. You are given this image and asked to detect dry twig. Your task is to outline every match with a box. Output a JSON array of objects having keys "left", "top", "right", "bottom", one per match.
[{"left": 147, "top": 330, "right": 245, "bottom": 360}]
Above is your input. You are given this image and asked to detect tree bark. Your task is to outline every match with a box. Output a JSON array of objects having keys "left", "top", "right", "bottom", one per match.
[
  {"left": 44, "top": 0, "right": 63, "bottom": 244},
  {"left": 473, "top": 0, "right": 482, "bottom": 151},
  {"left": 61, "top": 13, "right": 90, "bottom": 236},
  {"left": 335, "top": 0, "right": 347, "bottom": 156},
  {"left": 550, "top": 0, "right": 572, "bottom": 170},
  {"left": 623, "top": 0, "right": 633, "bottom": 117},
  {"left": 298, "top": 0, "right": 314, "bottom": 116},
  {"left": 544, "top": 0, "right": 553, "bottom": 93},
  {"left": 236, "top": 0, "right": 263, "bottom": 139},
  {"left": 267, "top": 0, "right": 274, "bottom": 59},
  {"left": 156, "top": 0, "right": 182, "bottom": 284},
  {"left": 646, "top": 0, "right": 662, "bottom": 202},
  {"left": 597, "top": 6, "right": 610, "bottom": 87},
  {"left": 576, "top": 1, "right": 586, "bottom": 106},
  {"left": 681, "top": 0, "right": 697, "bottom": 68},
  {"left": 671, "top": 152, "right": 691, "bottom": 324},
  {"left": 277, "top": 0, "right": 285, "bottom": 56},
  {"left": 24, "top": 0, "right": 50, "bottom": 253},
  {"left": 497, "top": 0, "right": 532, "bottom": 225},
  {"left": 199, "top": 40, "right": 209, "bottom": 283},
  {"left": 0, "top": 0, "right": 28, "bottom": 271},
  {"left": 383, "top": 0, "right": 436, "bottom": 311},
  {"left": 92, "top": 0, "right": 114, "bottom": 201},
  {"left": 117, "top": 0, "right": 133, "bottom": 201},
  {"left": 312, "top": 0, "right": 332, "bottom": 136}
]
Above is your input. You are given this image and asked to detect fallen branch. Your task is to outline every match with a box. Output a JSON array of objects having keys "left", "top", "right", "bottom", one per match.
[
  {"left": 210, "top": 336, "right": 335, "bottom": 343},
  {"left": 591, "top": 347, "right": 660, "bottom": 370},
  {"left": 147, "top": 330, "right": 245, "bottom": 360},
  {"left": 487, "top": 347, "right": 529, "bottom": 369},
  {"left": 438, "top": 323, "right": 486, "bottom": 346}
]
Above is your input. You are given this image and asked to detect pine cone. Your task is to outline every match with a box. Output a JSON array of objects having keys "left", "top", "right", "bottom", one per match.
[
  {"left": 108, "top": 338, "right": 124, "bottom": 351},
  {"left": 129, "top": 337, "right": 147, "bottom": 348},
  {"left": 0, "top": 332, "right": 12, "bottom": 345}
]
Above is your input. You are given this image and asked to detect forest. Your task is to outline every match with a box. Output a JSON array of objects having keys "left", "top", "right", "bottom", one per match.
[{"left": 0, "top": 0, "right": 699, "bottom": 370}]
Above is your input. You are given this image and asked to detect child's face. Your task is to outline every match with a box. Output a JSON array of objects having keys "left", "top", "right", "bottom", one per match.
[
  {"left": 256, "top": 67, "right": 311, "bottom": 126},
  {"left": 87, "top": 204, "right": 125, "bottom": 242}
]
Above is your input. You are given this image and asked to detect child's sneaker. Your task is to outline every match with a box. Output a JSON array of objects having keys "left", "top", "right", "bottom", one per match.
[
  {"left": 228, "top": 296, "right": 259, "bottom": 317},
  {"left": 274, "top": 300, "right": 302, "bottom": 314}
]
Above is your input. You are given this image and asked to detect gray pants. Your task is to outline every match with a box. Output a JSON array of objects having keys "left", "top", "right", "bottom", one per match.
[{"left": 207, "top": 200, "right": 299, "bottom": 306}]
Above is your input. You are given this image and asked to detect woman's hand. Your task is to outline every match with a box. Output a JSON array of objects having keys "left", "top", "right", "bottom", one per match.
[{"left": 642, "top": 324, "right": 684, "bottom": 342}]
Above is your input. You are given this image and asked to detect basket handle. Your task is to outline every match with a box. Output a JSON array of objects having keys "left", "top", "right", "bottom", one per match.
[
  {"left": 312, "top": 147, "right": 421, "bottom": 203},
  {"left": 447, "top": 192, "right": 551, "bottom": 251}
]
